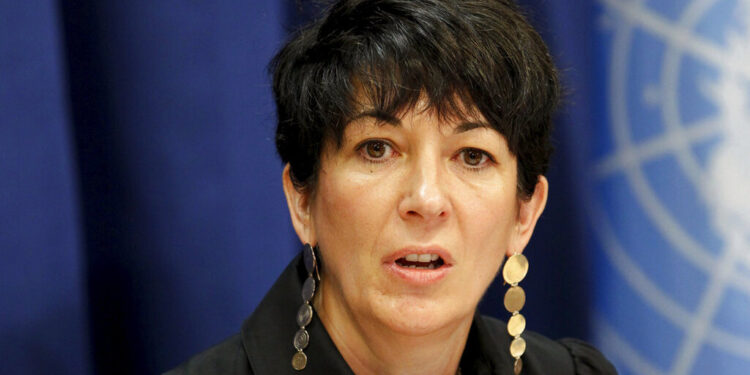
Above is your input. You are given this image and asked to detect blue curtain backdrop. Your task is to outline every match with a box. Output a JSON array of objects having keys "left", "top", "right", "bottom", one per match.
[{"left": 3, "top": 1, "right": 749, "bottom": 374}]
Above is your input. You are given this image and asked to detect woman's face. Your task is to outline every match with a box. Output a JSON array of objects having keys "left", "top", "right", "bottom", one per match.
[{"left": 283, "top": 103, "right": 548, "bottom": 337}]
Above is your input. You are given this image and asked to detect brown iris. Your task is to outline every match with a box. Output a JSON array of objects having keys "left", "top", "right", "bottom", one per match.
[
  {"left": 365, "top": 141, "right": 387, "bottom": 158},
  {"left": 462, "top": 149, "right": 484, "bottom": 166}
]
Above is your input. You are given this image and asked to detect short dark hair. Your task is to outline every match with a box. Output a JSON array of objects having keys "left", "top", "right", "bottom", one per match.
[{"left": 272, "top": 0, "right": 559, "bottom": 199}]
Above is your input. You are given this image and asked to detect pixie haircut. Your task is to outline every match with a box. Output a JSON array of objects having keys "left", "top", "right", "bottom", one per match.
[{"left": 272, "top": 0, "right": 559, "bottom": 199}]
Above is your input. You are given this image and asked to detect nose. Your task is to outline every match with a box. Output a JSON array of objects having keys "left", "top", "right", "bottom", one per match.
[{"left": 397, "top": 156, "right": 450, "bottom": 223}]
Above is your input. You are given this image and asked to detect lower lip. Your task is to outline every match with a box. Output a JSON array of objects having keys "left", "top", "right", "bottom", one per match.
[{"left": 384, "top": 262, "right": 452, "bottom": 285}]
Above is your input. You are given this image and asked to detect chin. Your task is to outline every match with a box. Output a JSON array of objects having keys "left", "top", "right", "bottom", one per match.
[{"left": 371, "top": 294, "right": 468, "bottom": 336}]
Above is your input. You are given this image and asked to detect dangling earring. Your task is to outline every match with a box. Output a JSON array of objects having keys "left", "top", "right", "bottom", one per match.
[
  {"left": 503, "top": 252, "right": 528, "bottom": 375},
  {"left": 291, "top": 243, "right": 319, "bottom": 371}
]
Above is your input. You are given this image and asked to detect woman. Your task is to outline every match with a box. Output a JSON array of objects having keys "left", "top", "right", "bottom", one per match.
[{"left": 168, "top": 0, "right": 616, "bottom": 374}]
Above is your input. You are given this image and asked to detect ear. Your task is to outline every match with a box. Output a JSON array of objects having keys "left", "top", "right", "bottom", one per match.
[
  {"left": 508, "top": 175, "right": 549, "bottom": 257},
  {"left": 282, "top": 164, "right": 316, "bottom": 245}
]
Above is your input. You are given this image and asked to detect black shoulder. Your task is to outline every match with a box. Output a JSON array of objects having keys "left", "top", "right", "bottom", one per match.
[
  {"left": 558, "top": 338, "right": 618, "bottom": 375},
  {"left": 523, "top": 331, "right": 617, "bottom": 375},
  {"left": 163, "top": 334, "right": 253, "bottom": 375}
]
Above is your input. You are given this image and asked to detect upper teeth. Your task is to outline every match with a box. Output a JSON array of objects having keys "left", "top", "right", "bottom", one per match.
[{"left": 405, "top": 254, "right": 439, "bottom": 262}]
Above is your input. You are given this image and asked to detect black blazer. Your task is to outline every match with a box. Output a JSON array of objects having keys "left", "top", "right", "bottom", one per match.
[{"left": 165, "top": 254, "right": 617, "bottom": 374}]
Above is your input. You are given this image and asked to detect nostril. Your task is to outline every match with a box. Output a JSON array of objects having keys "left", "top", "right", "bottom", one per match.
[
  {"left": 404, "top": 209, "right": 447, "bottom": 219},
  {"left": 398, "top": 192, "right": 450, "bottom": 220}
]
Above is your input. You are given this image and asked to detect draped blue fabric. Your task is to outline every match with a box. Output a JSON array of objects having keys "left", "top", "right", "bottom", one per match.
[
  {"left": 9, "top": 1, "right": 748, "bottom": 374},
  {"left": 2, "top": 1, "right": 295, "bottom": 373},
  {"left": 1, "top": 2, "right": 91, "bottom": 373}
]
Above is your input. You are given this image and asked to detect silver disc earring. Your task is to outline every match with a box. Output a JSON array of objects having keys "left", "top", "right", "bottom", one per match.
[{"left": 292, "top": 243, "right": 318, "bottom": 371}]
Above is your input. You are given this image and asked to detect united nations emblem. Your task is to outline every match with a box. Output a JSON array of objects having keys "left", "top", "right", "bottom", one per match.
[{"left": 590, "top": 0, "right": 750, "bottom": 373}]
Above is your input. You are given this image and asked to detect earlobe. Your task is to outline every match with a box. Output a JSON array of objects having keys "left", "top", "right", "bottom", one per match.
[
  {"left": 282, "top": 164, "right": 316, "bottom": 245},
  {"left": 508, "top": 175, "right": 549, "bottom": 256}
]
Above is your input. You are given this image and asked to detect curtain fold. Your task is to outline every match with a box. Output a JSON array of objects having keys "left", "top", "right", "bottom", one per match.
[
  {"left": 3, "top": 1, "right": 296, "bottom": 373},
  {"left": 0, "top": 1, "right": 91, "bottom": 374}
]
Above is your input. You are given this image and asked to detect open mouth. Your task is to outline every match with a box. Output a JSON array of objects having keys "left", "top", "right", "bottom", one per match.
[{"left": 394, "top": 253, "right": 445, "bottom": 270}]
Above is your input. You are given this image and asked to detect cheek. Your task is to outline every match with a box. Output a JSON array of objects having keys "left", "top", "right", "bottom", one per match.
[
  {"left": 455, "top": 189, "right": 518, "bottom": 283},
  {"left": 459, "top": 186, "right": 518, "bottom": 240},
  {"left": 312, "top": 171, "right": 395, "bottom": 258},
  {"left": 317, "top": 178, "right": 378, "bottom": 228}
]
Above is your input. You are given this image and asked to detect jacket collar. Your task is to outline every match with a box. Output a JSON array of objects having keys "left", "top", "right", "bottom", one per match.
[{"left": 241, "top": 252, "right": 514, "bottom": 374}]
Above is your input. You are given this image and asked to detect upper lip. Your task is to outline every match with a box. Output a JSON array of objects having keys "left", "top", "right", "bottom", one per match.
[{"left": 382, "top": 246, "right": 455, "bottom": 265}]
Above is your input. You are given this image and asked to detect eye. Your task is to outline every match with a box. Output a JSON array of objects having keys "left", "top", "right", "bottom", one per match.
[
  {"left": 357, "top": 140, "right": 396, "bottom": 162},
  {"left": 457, "top": 148, "right": 493, "bottom": 169}
]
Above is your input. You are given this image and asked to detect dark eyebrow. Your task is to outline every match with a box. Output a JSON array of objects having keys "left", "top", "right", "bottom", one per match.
[
  {"left": 350, "top": 110, "right": 402, "bottom": 126},
  {"left": 453, "top": 121, "right": 491, "bottom": 134},
  {"left": 350, "top": 110, "right": 490, "bottom": 133}
]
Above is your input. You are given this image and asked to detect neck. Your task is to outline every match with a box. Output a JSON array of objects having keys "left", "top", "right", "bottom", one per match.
[{"left": 315, "top": 285, "right": 472, "bottom": 375}]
